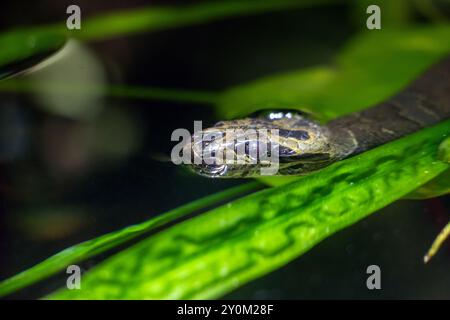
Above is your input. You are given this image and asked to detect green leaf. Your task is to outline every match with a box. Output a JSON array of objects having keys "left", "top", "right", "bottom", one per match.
[
  {"left": 48, "top": 120, "right": 449, "bottom": 299},
  {"left": 217, "top": 66, "right": 336, "bottom": 121},
  {"left": 0, "top": 182, "right": 260, "bottom": 298},
  {"left": 322, "top": 25, "right": 450, "bottom": 118},
  {"left": 406, "top": 169, "right": 450, "bottom": 199},
  {"left": 438, "top": 136, "right": 450, "bottom": 163},
  {"left": 217, "top": 25, "right": 450, "bottom": 120},
  {"left": 0, "top": 29, "right": 66, "bottom": 79},
  {"left": 406, "top": 137, "right": 450, "bottom": 199}
]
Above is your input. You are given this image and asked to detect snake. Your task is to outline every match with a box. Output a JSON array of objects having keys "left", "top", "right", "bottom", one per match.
[{"left": 185, "top": 56, "right": 450, "bottom": 178}]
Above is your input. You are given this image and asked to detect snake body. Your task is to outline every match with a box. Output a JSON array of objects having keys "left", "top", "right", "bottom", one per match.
[{"left": 187, "top": 56, "right": 450, "bottom": 178}]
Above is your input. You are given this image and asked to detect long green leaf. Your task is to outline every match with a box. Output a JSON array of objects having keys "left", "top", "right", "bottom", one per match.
[
  {"left": 48, "top": 120, "right": 449, "bottom": 299},
  {"left": 217, "top": 25, "right": 450, "bottom": 120},
  {"left": 407, "top": 137, "right": 450, "bottom": 199},
  {"left": 0, "top": 182, "right": 260, "bottom": 298}
]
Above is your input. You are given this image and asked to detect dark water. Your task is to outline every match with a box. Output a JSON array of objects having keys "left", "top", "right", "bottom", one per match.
[{"left": 0, "top": 1, "right": 449, "bottom": 299}]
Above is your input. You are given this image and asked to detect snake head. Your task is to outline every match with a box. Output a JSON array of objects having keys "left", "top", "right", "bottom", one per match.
[
  {"left": 185, "top": 121, "right": 268, "bottom": 178},
  {"left": 184, "top": 110, "right": 337, "bottom": 178}
]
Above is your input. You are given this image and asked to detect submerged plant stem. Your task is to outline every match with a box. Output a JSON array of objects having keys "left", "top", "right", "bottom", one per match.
[{"left": 424, "top": 220, "right": 450, "bottom": 263}]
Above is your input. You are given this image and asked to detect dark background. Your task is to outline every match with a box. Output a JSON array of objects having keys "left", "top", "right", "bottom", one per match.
[{"left": 0, "top": 0, "right": 449, "bottom": 299}]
